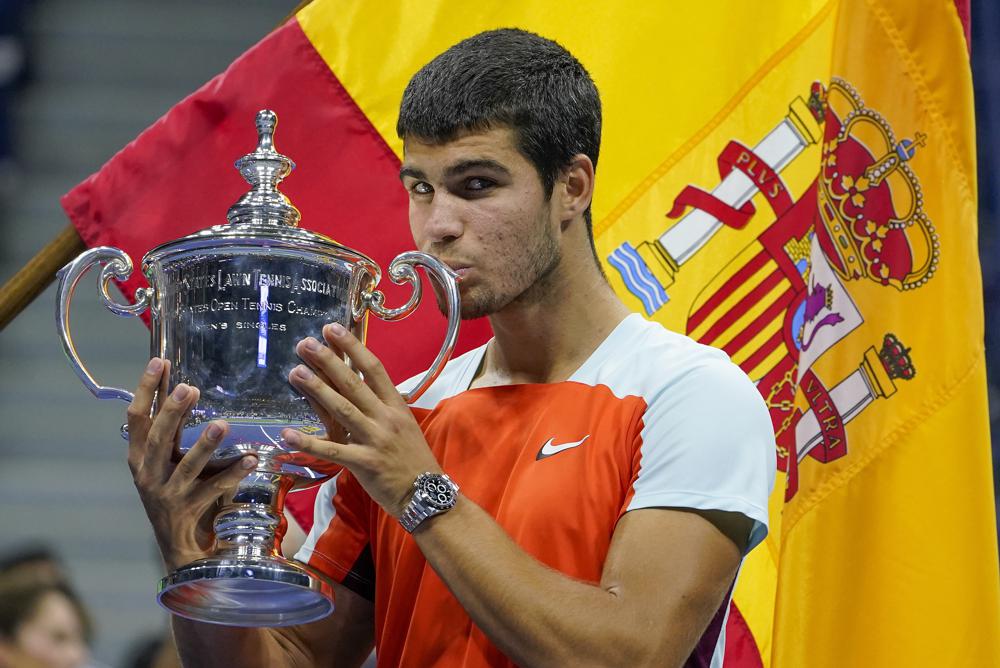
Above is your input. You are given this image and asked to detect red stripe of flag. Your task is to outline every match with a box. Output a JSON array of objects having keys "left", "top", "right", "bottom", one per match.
[
  {"left": 723, "top": 600, "right": 765, "bottom": 668},
  {"left": 687, "top": 249, "right": 770, "bottom": 332},
  {"left": 696, "top": 268, "right": 786, "bottom": 346},
  {"left": 738, "top": 327, "right": 787, "bottom": 376},
  {"left": 954, "top": 0, "right": 970, "bottom": 54},
  {"left": 720, "top": 286, "right": 796, "bottom": 357}
]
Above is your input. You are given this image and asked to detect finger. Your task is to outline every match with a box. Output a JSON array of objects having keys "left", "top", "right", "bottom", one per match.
[
  {"left": 285, "top": 344, "right": 347, "bottom": 441},
  {"left": 189, "top": 454, "right": 259, "bottom": 510},
  {"left": 145, "top": 384, "right": 200, "bottom": 476},
  {"left": 296, "top": 334, "right": 384, "bottom": 416},
  {"left": 288, "top": 363, "right": 373, "bottom": 439},
  {"left": 288, "top": 337, "right": 351, "bottom": 437},
  {"left": 298, "top": 359, "right": 340, "bottom": 434},
  {"left": 323, "top": 323, "right": 402, "bottom": 406},
  {"left": 171, "top": 379, "right": 195, "bottom": 455},
  {"left": 300, "top": 390, "right": 348, "bottom": 443},
  {"left": 154, "top": 358, "right": 172, "bottom": 417},
  {"left": 127, "top": 358, "right": 166, "bottom": 473},
  {"left": 282, "top": 429, "right": 367, "bottom": 468},
  {"left": 171, "top": 384, "right": 202, "bottom": 466},
  {"left": 169, "top": 420, "right": 228, "bottom": 488}
]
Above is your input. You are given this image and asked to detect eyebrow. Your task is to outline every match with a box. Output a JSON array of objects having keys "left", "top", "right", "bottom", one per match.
[
  {"left": 398, "top": 158, "right": 512, "bottom": 182},
  {"left": 398, "top": 166, "right": 425, "bottom": 182}
]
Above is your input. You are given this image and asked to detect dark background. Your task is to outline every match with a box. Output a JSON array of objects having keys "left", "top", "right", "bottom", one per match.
[{"left": 971, "top": 1, "right": 1000, "bottom": 541}]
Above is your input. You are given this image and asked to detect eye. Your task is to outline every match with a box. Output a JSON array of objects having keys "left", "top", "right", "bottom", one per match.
[
  {"left": 465, "top": 177, "right": 494, "bottom": 192},
  {"left": 410, "top": 181, "right": 433, "bottom": 195}
]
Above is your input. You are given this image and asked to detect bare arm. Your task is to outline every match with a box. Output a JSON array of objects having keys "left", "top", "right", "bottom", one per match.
[
  {"left": 286, "top": 324, "right": 750, "bottom": 668},
  {"left": 126, "top": 359, "right": 374, "bottom": 667},
  {"left": 413, "top": 502, "right": 746, "bottom": 667},
  {"left": 169, "top": 579, "right": 374, "bottom": 668}
]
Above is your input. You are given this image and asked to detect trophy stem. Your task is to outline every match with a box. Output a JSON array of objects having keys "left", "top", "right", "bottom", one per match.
[
  {"left": 157, "top": 459, "right": 334, "bottom": 627},
  {"left": 213, "top": 468, "right": 291, "bottom": 560}
]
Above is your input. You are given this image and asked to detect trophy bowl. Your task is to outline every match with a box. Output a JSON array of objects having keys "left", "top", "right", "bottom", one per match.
[{"left": 54, "top": 110, "right": 460, "bottom": 626}]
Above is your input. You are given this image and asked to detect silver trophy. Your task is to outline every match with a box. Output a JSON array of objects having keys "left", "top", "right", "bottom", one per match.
[{"left": 55, "top": 110, "right": 460, "bottom": 626}]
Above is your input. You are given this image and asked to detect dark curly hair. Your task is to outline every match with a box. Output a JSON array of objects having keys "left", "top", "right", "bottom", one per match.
[{"left": 397, "top": 28, "right": 602, "bottom": 237}]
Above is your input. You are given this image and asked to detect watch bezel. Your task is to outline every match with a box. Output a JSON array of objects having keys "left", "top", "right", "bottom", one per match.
[{"left": 414, "top": 473, "right": 458, "bottom": 511}]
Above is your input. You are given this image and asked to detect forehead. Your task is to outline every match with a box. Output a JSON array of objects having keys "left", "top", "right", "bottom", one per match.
[{"left": 401, "top": 126, "right": 526, "bottom": 172}]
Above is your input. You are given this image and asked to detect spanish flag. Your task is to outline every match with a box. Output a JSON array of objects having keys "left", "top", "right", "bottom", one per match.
[{"left": 62, "top": 1, "right": 1000, "bottom": 665}]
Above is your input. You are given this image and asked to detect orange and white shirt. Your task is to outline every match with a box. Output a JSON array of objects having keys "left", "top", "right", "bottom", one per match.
[{"left": 296, "top": 313, "right": 776, "bottom": 667}]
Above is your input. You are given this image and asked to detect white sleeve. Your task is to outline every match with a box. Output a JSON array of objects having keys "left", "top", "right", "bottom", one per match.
[
  {"left": 293, "top": 473, "right": 340, "bottom": 565},
  {"left": 625, "top": 358, "right": 776, "bottom": 553}
]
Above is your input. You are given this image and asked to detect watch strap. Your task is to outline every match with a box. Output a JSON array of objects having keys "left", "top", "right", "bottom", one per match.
[{"left": 399, "top": 500, "right": 435, "bottom": 533}]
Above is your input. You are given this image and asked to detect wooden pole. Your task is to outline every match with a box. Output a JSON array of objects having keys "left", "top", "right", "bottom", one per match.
[{"left": 0, "top": 223, "right": 85, "bottom": 331}]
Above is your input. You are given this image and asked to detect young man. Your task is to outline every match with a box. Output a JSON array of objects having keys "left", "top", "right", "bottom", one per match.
[{"left": 128, "top": 29, "right": 775, "bottom": 667}]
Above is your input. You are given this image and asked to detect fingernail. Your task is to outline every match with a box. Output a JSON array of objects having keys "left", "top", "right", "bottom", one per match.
[
  {"left": 292, "top": 365, "right": 314, "bottom": 381},
  {"left": 327, "top": 323, "right": 347, "bottom": 337},
  {"left": 206, "top": 422, "right": 223, "bottom": 440},
  {"left": 241, "top": 456, "right": 258, "bottom": 470},
  {"left": 283, "top": 429, "right": 301, "bottom": 446},
  {"left": 302, "top": 337, "right": 321, "bottom": 352},
  {"left": 145, "top": 358, "right": 163, "bottom": 375},
  {"left": 172, "top": 384, "right": 190, "bottom": 401}
]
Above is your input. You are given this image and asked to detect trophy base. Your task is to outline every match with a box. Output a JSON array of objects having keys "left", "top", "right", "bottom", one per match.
[{"left": 157, "top": 555, "right": 334, "bottom": 627}]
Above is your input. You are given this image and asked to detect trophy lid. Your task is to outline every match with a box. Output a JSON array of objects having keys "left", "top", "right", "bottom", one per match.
[
  {"left": 142, "top": 110, "right": 375, "bottom": 269},
  {"left": 226, "top": 109, "right": 300, "bottom": 227}
]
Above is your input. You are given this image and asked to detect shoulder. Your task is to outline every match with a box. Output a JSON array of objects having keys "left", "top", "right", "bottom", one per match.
[
  {"left": 574, "top": 313, "right": 753, "bottom": 406},
  {"left": 594, "top": 315, "right": 770, "bottom": 439}
]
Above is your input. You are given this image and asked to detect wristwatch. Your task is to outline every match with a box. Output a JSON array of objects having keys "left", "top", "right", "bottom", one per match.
[{"left": 399, "top": 472, "right": 459, "bottom": 533}]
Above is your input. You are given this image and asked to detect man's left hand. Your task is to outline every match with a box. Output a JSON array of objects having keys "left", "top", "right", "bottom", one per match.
[{"left": 282, "top": 323, "right": 442, "bottom": 517}]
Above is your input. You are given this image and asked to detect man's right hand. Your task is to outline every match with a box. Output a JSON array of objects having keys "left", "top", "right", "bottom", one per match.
[{"left": 126, "top": 357, "right": 258, "bottom": 572}]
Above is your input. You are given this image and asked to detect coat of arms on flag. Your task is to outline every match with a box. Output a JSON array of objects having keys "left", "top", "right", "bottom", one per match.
[{"left": 609, "top": 78, "right": 928, "bottom": 501}]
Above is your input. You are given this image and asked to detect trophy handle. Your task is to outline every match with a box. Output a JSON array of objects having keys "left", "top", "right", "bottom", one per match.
[
  {"left": 364, "top": 251, "right": 460, "bottom": 403},
  {"left": 56, "top": 246, "right": 153, "bottom": 403}
]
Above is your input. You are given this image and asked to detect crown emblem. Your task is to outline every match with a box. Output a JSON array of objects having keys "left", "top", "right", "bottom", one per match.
[
  {"left": 878, "top": 333, "right": 915, "bottom": 380},
  {"left": 814, "top": 79, "right": 938, "bottom": 291}
]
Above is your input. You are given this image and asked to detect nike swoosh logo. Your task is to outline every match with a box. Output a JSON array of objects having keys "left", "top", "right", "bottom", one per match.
[{"left": 536, "top": 435, "right": 590, "bottom": 460}]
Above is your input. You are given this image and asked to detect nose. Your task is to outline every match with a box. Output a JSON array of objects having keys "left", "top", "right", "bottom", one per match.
[{"left": 413, "top": 193, "right": 464, "bottom": 246}]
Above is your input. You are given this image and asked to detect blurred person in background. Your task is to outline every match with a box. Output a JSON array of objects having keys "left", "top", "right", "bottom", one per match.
[
  {"left": 0, "top": 546, "right": 68, "bottom": 589},
  {"left": 0, "top": 579, "right": 91, "bottom": 668}
]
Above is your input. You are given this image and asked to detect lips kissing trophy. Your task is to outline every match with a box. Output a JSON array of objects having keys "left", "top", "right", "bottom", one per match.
[{"left": 55, "top": 110, "right": 461, "bottom": 626}]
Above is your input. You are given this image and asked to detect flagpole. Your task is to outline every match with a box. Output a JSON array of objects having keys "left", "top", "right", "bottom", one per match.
[{"left": 0, "top": 223, "right": 84, "bottom": 331}]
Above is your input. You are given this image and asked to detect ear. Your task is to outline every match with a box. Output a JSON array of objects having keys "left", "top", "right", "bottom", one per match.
[{"left": 556, "top": 154, "right": 595, "bottom": 227}]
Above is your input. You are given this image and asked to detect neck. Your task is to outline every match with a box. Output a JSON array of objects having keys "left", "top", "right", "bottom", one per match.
[{"left": 474, "top": 250, "right": 631, "bottom": 387}]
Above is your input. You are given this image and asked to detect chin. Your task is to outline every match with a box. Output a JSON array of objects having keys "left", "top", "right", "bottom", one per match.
[
  {"left": 433, "top": 286, "right": 503, "bottom": 320},
  {"left": 459, "top": 304, "right": 494, "bottom": 320}
]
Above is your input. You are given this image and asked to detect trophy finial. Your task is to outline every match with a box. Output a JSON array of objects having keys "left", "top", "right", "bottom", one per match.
[
  {"left": 226, "top": 109, "right": 301, "bottom": 227},
  {"left": 256, "top": 109, "right": 277, "bottom": 152}
]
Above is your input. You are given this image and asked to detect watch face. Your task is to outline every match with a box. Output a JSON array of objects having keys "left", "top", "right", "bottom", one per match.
[{"left": 417, "top": 474, "right": 456, "bottom": 510}]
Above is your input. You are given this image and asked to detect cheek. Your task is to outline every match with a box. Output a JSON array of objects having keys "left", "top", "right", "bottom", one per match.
[
  {"left": 15, "top": 625, "right": 53, "bottom": 659},
  {"left": 475, "top": 200, "right": 533, "bottom": 249},
  {"left": 482, "top": 223, "right": 506, "bottom": 245}
]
